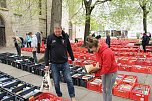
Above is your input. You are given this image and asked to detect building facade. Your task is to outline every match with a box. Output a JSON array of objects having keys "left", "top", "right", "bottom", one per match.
[{"left": 0, "top": 0, "right": 52, "bottom": 47}]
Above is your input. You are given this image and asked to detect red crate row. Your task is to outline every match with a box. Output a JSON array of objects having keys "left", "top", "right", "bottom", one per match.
[
  {"left": 21, "top": 48, "right": 45, "bottom": 53},
  {"left": 130, "top": 84, "right": 150, "bottom": 101},
  {"left": 113, "top": 82, "right": 150, "bottom": 101},
  {"left": 68, "top": 58, "right": 96, "bottom": 66},
  {"left": 87, "top": 74, "right": 138, "bottom": 93},
  {"left": 111, "top": 48, "right": 138, "bottom": 52},
  {"left": 115, "top": 52, "right": 152, "bottom": 58},
  {"left": 117, "top": 57, "right": 152, "bottom": 66},
  {"left": 29, "top": 93, "right": 69, "bottom": 101},
  {"left": 118, "top": 64, "right": 152, "bottom": 74},
  {"left": 86, "top": 74, "right": 150, "bottom": 101}
]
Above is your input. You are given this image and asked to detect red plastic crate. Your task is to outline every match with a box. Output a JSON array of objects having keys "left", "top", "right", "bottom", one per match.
[
  {"left": 122, "top": 75, "right": 138, "bottom": 84},
  {"left": 74, "top": 53, "right": 80, "bottom": 58},
  {"left": 68, "top": 58, "right": 72, "bottom": 64},
  {"left": 128, "top": 52, "right": 135, "bottom": 57},
  {"left": 119, "top": 57, "right": 130, "bottom": 64},
  {"left": 136, "top": 58, "right": 146, "bottom": 65},
  {"left": 127, "top": 58, "right": 137, "bottom": 65},
  {"left": 112, "top": 80, "right": 122, "bottom": 94},
  {"left": 113, "top": 82, "right": 135, "bottom": 99},
  {"left": 130, "top": 83, "right": 151, "bottom": 101},
  {"left": 115, "top": 74, "right": 126, "bottom": 82},
  {"left": 75, "top": 59, "right": 85, "bottom": 66},
  {"left": 87, "top": 77, "right": 102, "bottom": 93},
  {"left": 78, "top": 54, "right": 85, "bottom": 59},
  {"left": 29, "top": 93, "right": 69, "bottom": 101},
  {"left": 55, "top": 97, "right": 70, "bottom": 101},
  {"left": 26, "top": 48, "right": 32, "bottom": 52},
  {"left": 29, "top": 93, "right": 56, "bottom": 101},
  {"left": 118, "top": 64, "right": 132, "bottom": 72},
  {"left": 21, "top": 48, "right": 25, "bottom": 51},
  {"left": 131, "top": 65, "right": 148, "bottom": 73},
  {"left": 146, "top": 53, "right": 152, "bottom": 58},
  {"left": 147, "top": 66, "right": 152, "bottom": 74},
  {"left": 145, "top": 59, "right": 152, "bottom": 66},
  {"left": 112, "top": 74, "right": 126, "bottom": 94},
  {"left": 116, "top": 57, "right": 124, "bottom": 63}
]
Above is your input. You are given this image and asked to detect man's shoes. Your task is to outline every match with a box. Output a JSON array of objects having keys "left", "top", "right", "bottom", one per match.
[{"left": 71, "top": 97, "right": 76, "bottom": 101}]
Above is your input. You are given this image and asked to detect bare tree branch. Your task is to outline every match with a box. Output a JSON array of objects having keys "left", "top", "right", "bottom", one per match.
[
  {"left": 82, "top": 0, "right": 85, "bottom": 10},
  {"left": 147, "top": 1, "right": 152, "bottom": 12},
  {"left": 90, "top": 0, "right": 112, "bottom": 12},
  {"left": 70, "top": 6, "right": 83, "bottom": 20},
  {"left": 138, "top": 0, "right": 143, "bottom": 7},
  {"left": 83, "top": 0, "right": 88, "bottom": 8}
]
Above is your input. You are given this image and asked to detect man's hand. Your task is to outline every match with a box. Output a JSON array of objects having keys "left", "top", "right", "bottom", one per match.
[{"left": 44, "top": 66, "right": 50, "bottom": 71}]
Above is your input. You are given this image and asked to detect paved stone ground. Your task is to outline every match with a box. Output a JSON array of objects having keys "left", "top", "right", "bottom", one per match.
[{"left": 0, "top": 47, "right": 151, "bottom": 101}]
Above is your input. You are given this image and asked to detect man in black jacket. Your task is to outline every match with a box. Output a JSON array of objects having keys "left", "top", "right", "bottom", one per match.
[
  {"left": 44, "top": 24, "right": 76, "bottom": 101},
  {"left": 106, "top": 34, "right": 111, "bottom": 48},
  {"left": 142, "top": 33, "right": 149, "bottom": 52}
]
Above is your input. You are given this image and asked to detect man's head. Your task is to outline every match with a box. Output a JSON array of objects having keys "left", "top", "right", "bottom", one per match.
[
  {"left": 12, "top": 36, "right": 16, "bottom": 40},
  {"left": 54, "top": 23, "right": 62, "bottom": 37}
]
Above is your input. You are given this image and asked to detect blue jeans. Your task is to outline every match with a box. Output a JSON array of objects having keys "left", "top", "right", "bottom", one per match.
[
  {"left": 102, "top": 72, "right": 117, "bottom": 101},
  {"left": 51, "top": 62, "right": 75, "bottom": 98}
]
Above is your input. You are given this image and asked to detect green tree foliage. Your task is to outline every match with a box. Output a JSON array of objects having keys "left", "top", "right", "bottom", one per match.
[
  {"left": 83, "top": 0, "right": 112, "bottom": 45},
  {"left": 63, "top": 0, "right": 82, "bottom": 39},
  {"left": 138, "top": 0, "right": 152, "bottom": 33}
]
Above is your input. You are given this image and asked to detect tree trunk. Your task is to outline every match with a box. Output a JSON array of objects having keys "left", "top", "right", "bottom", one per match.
[
  {"left": 69, "top": 20, "right": 73, "bottom": 40},
  {"left": 50, "top": 0, "right": 62, "bottom": 34},
  {"left": 142, "top": 5, "right": 148, "bottom": 33},
  {"left": 84, "top": 8, "right": 91, "bottom": 46}
]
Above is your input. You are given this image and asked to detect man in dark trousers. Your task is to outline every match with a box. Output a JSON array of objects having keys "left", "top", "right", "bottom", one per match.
[
  {"left": 44, "top": 23, "right": 76, "bottom": 101},
  {"left": 36, "top": 32, "right": 41, "bottom": 53},
  {"left": 12, "top": 36, "right": 22, "bottom": 56},
  {"left": 142, "top": 33, "right": 149, "bottom": 52},
  {"left": 106, "top": 34, "right": 111, "bottom": 48}
]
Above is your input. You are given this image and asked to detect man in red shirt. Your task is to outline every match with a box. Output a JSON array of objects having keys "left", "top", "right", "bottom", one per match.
[{"left": 86, "top": 36, "right": 118, "bottom": 101}]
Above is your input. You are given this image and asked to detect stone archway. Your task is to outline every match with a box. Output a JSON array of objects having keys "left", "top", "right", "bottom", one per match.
[{"left": 0, "top": 15, "right": 6, "bottom": 47}]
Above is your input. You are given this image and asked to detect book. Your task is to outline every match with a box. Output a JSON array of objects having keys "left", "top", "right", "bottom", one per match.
[{"left": 84, "top": 63, "right": 100, "bottom": 73}]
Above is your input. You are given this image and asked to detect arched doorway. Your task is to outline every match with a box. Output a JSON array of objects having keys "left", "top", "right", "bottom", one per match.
[{"left": 0, "top": 15, "right": 6, "bottom": 47}]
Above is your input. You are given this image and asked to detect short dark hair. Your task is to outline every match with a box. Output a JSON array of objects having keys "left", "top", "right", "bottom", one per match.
[
  {"left": 28, "top": 32, "right": 32, "bottom": 35},
  {"left": 86, "top": 36, "right": 99, "bottom": 49},
  {"left": 54, "top": 23, "right": 62, "bottom": 29}
]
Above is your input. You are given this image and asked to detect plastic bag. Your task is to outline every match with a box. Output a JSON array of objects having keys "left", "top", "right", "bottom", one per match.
[
  {"left": 140, "top": 45, "right": 143, "bottom": 50},
  {"left": 40, "top": 70, "right": 53, "bottom": 93}
]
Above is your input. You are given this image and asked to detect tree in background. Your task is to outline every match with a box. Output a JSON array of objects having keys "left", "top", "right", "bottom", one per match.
[
  {"left": 107, "top": 0, "right": 152, "bottom": 34},
  {"left": 50, "top": 0, "right": 62, "bottom": 34},
  {"left": 138, "top": 0, "right": 152, "bottom": 33},
  {"left": 106, "top": 0, "right": 138, "bottom": 31},
  {"left": 63, "top": 0, "right": 82, "bottom": 39},
  {"left": 83, "top": 0, "right": 112, "bottom": 45}
]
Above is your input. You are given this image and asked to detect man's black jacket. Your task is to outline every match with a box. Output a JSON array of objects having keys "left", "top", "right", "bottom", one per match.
[{"left": 45, "top": 31, "right": 74, "bottom": 66}]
